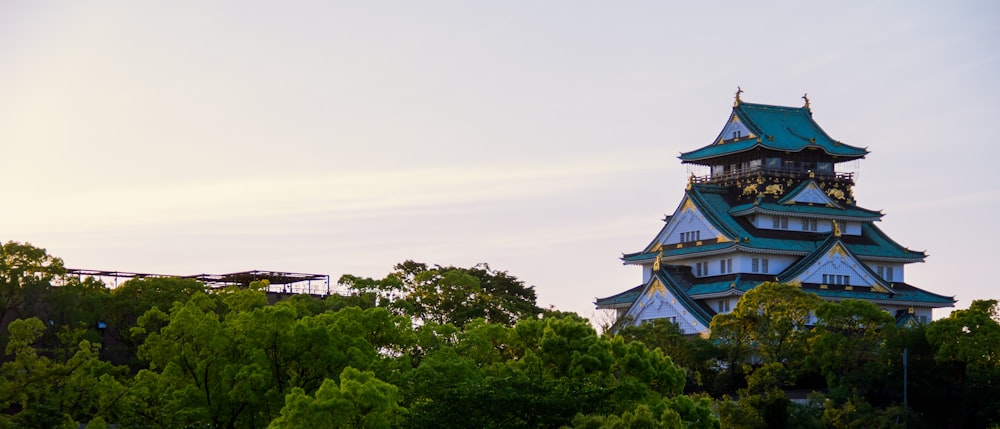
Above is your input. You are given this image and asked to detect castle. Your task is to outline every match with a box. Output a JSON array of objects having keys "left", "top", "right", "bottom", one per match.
[{"left": 596, "top": 91, "right": 954, "bottom": 334}]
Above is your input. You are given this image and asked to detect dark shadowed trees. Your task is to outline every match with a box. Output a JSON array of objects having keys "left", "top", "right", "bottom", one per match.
[{"left": 0, "top": 241, "right": 65, "bottom": 333}]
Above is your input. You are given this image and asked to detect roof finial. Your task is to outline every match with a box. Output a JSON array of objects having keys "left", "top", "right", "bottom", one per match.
[
  {"left": 734, "top": 86, "right": 744, "bottom": 107},
  {"left": 802, "top": 93, "right": 811, "bottom": 110}
]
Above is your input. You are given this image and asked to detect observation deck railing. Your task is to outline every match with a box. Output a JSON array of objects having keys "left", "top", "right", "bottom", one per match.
[{"left": 690, "top": 166, "right": 854, "bottom": 184}]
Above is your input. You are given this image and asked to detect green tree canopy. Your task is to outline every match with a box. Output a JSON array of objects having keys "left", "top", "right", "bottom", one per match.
[
  {"left": 711, "top": 282, "right": 820, "bottom": 369},
  {"left": 807, "top": 299, "right": 896, "bottom": 396},
  {"left": 0, "top": 241, "right": 65, "bottom": 332},
  {"left": 339, "top": 260, "right": 542, "bottom": 328}
]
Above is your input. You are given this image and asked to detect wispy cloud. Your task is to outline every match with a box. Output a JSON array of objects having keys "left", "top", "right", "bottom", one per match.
[{"left": 7, "top": 155, "right": 669, "bottom": 234}]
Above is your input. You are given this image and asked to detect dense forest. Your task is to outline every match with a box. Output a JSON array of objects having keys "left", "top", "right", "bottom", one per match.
[{"left": 0, "top": 241, "right": 998, "bottom": 428}]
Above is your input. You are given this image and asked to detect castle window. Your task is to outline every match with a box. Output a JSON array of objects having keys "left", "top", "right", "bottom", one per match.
[
  {"left": 679, "top": 230, "right": 701, "bottom": 243},
  {"left": 877, "top": 266, "right": 894, "bottom": 282},
  {"left": 751, "top": 258, "right": 769, "bottom": 273},
  {"left": 772, "top": 216, "right": 789, "bottom": 229},
  {"left": 822, "top": 274, "right": 851, "bottom": 285},
  {"left": 720, "top": 258, "right": 733, "bottom": 274},
  {"left": 695, "top": 261, "right": 707, "bottom": 277},
  {"left": 717, "top": 299, "right": 730, "bottom": 313},
  {"left": 802, "top": 218, "right": 818, "bottom": 232}
]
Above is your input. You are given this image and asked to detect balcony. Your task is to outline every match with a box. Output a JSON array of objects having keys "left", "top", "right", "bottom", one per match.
[{"left": 690, "top": 165, "right": 854, "bottom": 185}]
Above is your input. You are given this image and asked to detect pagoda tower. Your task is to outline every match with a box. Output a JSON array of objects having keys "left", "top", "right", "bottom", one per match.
[{"left": 596, "top": 91, "right": 954, "bottom": 335}]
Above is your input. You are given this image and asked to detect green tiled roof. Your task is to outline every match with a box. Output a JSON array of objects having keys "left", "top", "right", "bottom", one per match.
[
  {"left": 777, "top": 180, "right": 837, "bottom": 206},
  {"left": 894, "top": 311, "right": 920, "bottom": 327},
  {"left": 598, "top": 271, "right": 952, "bottom": 326},
  {"left": 729, "top": 201, "right": 883, "bottom": 221},
  {"left": 802, "top": 283, "right": 954, "bottom": 306},
  {"left": 850, "top": 223, "right": 926, "bottom": 261},
  {"left": 686, "top": 276, "right": 756, "bottom": 296},
  {"left": 624, "top": 241, "right": 737, "bottom": 262},
  {"left": 595, "top": 285, "right": 643, "bottom": 307},
  {"left": 654, "top": 270, "right": 714, "bottom": 326},
  {"left": 686, "top": 185, "right": 743, "bottom": 240},
  {"left": 680, "top": 102, "right": 868, "bottom": 163},
  {"left": 622, "top": 183, "right": 924, "bottom": 263},
  {"left": 776, "top": 234, "right": 895, "bottom": 294}
]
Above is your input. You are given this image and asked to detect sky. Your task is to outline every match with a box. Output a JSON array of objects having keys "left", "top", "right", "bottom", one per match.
[{"left": 2, "top": 1, "right": 998, "bottom": 321}]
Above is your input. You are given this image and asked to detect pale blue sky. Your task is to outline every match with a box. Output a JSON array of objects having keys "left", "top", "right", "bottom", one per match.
[{"left": 2, "top": 1, "right": 997, "bottom": 319}]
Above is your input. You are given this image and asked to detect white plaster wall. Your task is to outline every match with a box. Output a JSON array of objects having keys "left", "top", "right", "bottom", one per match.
[
  {"left": 799, "top": 252, "right": 880, "bottom": 287},
  {"left": 735, "top": 254, "right": 797, "bottom": 275},
  {"left": 709, "top": 297, "right": 737, "bottom": 314},
  {"left": 864, "top": 262, "right": 905, "bottom": 283},
  {"left": 763, "top": 255, "right": 798, "bottom": 274},
  {"left": 791, "top": 186, "right": 830, "bottom": 204},
  {"left": 629, "top": 285, "right": 706, "bottom": 334},
  {"left": 665, "top": 208, "right": 715, "bottom": 244},
  {"left": 756, "top": 215, "right": 862, "bottom": 236},
  {"left": 720, "top": 118, "right": 752, "bottom": 141},
  {"left": 677, "top": 254, "right": 796, "bottom": 277}
]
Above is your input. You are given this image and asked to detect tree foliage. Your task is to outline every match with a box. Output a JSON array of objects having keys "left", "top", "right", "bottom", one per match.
[
  {"left": 0, "top": 241, "right": 66, "bottom": 332},
  {"left": 0, "top": 243, "right": 998, "bottom": 428},
  {"left": 339, "top": 260, "right": 542, "bottom": 328}
]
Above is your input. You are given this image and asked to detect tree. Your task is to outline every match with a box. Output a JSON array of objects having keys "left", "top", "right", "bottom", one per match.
[
  {"left": 0, "top": 317, "right": 127, "bottom": 427},
  {"left": 711, "top": 282, "right": 820, "bottom": 370},
  {"left": 0, "top": 241, "right": 65, "bottom": 332},
  {"left": 710, "top": 282, "right": 821, "bottom": 428},
  {"left": 339, "top": 261, "right": 542, "bottom": 328},
  {"left": 807, "top": 299, "right": 896, "bottom": 396},
  {"left": 268, "top": 367, "right": 404, "bottom": 429},
  {"left": 104, "top": 276, "right": 208, "bottom": 368},
  {"left": 130, "top": 293, "right": 247, "bottom": 428},
  {"left": 616, "top": 318, "right": 718, "bottom": 392},
  {"left": 37, "top": 276, "right": 110, "bottom": 354},
  {"left": 927, "top": 299, "right": 1000, "bottom": 371},
  {"left": 925, "top": 299, "right": 1000, "bottom": 428}
]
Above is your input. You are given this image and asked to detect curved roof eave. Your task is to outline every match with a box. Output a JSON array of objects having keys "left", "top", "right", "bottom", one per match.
[
  {"left": 679, "top": 141, "right": 869, "bottom": 164},
  {"left": 728, "top": 205, "right": 884, "bottom": 221},
  {"left": 624, "top": 241, "right": 925, "bottom": 265},
  {"left": 679, "top": 101, "right": 869, "bottom": 164}
]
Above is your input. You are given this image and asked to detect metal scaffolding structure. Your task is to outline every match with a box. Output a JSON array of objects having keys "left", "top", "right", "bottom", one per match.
[{"left": 65, "top": 268, "right": 332, "bottom": 295}]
